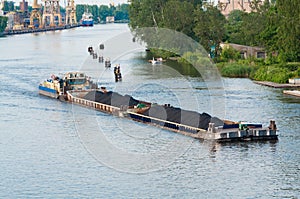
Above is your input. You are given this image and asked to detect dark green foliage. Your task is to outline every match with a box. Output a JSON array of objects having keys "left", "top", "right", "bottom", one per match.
[
  {"left": 163, "top": 0, "right": 194, "bottom": 36},
  {"left": 224, "top": 10, "right": 246, "bottom": 44},
  {"left": 129, "top": 0, "right": 225, "bottom": 57},
  {"left": 220, "top": 63, "right": 254, "bottom": 78},
  {"left": 219, "top": 45, "right": 240, "bottom": 62},
  {"left": 253, "top": 65, "right": 294, "bottom": 83},
  {"left": 225, "top": 0, "right": 300, "bottom": 62},
  {"left": 128, "top": 0, "right": 300, "bottom": 81},
  {"left": 193, "top": 6, "right": 226, "bottom": 56},
  {"left": 98, "top": 5, "right": 112, "bottom": 22},
  {"left": 76, "top": 4, "right": 129, "bottom": 23},
  {"left": 114, "top": 4, "right": 129, "bottom": 21},
  {"left": 276, "top": 0, "right": 300, "bottom": 62},
  {"left": 148, "top": 48, "right": 177, "bottom": 59},
  {"left": 3, "top": 1, "right": 14, "bottom": 12},
  {"left": 0, "top": 16, "right": 8, "bottom": 33}
]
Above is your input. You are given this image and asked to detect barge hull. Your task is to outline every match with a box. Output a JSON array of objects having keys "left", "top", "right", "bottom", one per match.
[
  {"left": 66, "top": 90, "right": 278, "bottom": 142},
  {"left": 39, "top": 85, "right": 59, "bottom": 99}
]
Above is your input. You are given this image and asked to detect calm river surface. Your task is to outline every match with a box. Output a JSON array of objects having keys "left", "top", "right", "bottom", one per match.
[{"left": 0, "top": 24, "right": 299, "bottom": 198}]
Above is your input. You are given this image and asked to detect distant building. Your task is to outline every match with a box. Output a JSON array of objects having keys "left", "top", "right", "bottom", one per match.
[
  {"left": 0, "top": 0, "right": 4, "bottom": 16},
  {"left": 106, "top": 16, "right": 114, "bottom": 23},
  {"left": 217, "top": 0, "right": 265, "bottom": 16},
  {"left": 221, "top": 43, "right": 266, "bottom": 59},
  {"left": 5, "top": 11, "right": 14, "bottom": 29},
  {"left": 19, "top": 0, "right": 28, "bottom": 13}
]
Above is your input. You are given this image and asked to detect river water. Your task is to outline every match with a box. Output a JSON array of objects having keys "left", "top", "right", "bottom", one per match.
[{"left": 0, "top": 24, "right": 299, "bottom": 198}]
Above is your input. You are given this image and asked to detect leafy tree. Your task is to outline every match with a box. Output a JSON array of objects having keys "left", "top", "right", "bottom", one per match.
[
  {"left": 189, "top": 0, "right": 203, "bottom": 7},
  {"left": 76, "top": 4, "right": 84, "bottom": 22},
  {"left": 0, "top": 16, "right": 8, "bottom": 33},
  {"left": 225, "top": 10, "right": 246, "bottom": 44},
  {"left": 129, "top": 0, "right": 167, "bottom": 29},
  {"left": 163, "top": 0, "right": 194, "bottom": 36},
  {"left": 239, "top": 12, "right": 265, "bottom": 46},
  {"left": 193, "top": 5, "right": 226, "bottom": 56},
  {"left": 114, "top": 4, "right": 129, "bottom": 21},
  {"left": 3, "top": 1, "right": 14, "bottom": 12},
  {"left": 219, "top": 45, "right": 240, "bottom": 62},
  {"left": 76, "top": 4, "right": 100, "bottom": 23},
  {"left": 276, "top": 0, "right": 300, "bottom": 61},
  {"left": 99, "top": 5, "right": 111, "bottom": 22},
  {"left": 259, "top": 3, "right": 278, "bottom": 57},
  {"left": 90, "top": 5, "right": 99, "bottom": 22}
]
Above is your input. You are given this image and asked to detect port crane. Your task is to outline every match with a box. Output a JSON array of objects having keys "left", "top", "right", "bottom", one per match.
[
  {"left": 29, "top": 0, "right": 43, "bottom": 28},
  {"left": 29, "top": 0, "right": 77, "bottom": 28},
  {"left": 65, "top": 0, "right": 77, "bottom": 25}
]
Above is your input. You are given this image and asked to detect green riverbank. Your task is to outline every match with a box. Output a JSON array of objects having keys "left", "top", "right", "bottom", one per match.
[
  {"left": 148, "top": 49, "right": 300, "bottom": 83},
  {"left": 217, "top": 60, "right": 300, "bottom": 83}
]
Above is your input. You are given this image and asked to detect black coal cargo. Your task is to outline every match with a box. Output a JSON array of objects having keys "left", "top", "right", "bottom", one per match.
[
  {"left": 83, "top": 91, "right": 139, "bottom": 108},
  {"left": 142, "top": 105, "right": 219, "bottom": 130},
  {"left": 83, "top": 91, "right": 223, "bottom": 130}
]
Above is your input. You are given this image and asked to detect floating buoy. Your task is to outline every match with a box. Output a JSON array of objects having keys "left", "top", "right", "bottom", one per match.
[
  {"left": 105, "top": 58, "right": 111, "bottom": 67},
  {"left": 93, "top": 53, "right": 98, "bottom": 59},
  {"left": 114, "top": 64, "right": 122, "bottom": 82},
  {"left": 99, "top": 56, "right": 104, "bottom": 63},
  {"left": 88, "top": 46, "right": 94, "bottom": 55},
  {"left": 99, "top": 44, "right": 104, "bottom": 50}
]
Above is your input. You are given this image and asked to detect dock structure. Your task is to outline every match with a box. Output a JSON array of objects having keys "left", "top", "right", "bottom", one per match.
[
  {"left": 7, "top": 0, "right": 78, "bottom": 35},
  {"left": 254, "top": 81, "right": 300, "bottom": 88},
  {"left": 283, "top": 90, "right": 300, "bottom": 97},
  {"left": 3, "top": 24, "right": 79, "bottom": 35}
]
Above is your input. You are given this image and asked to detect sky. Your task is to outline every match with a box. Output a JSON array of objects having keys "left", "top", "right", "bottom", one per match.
[{"left": 11, "top": 0, "right": 129, "bottom": 7}]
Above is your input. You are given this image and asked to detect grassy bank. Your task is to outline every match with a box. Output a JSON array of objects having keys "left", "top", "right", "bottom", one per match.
[
  {"left": 146, "top": 48, "right": 300, "bottom": 83},
  {"left": 217, "top": 61, "right": 300, "bottom": 83},
  {"left": 216, "top": 62, "right": 257, "bottom": 78},
  {"left": 253, "top": 62, "right": 300, "bottom": 83}
]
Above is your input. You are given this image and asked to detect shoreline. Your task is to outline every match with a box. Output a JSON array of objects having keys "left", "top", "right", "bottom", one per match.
[
  {"left": 283, "top": 90, "right": 300, "bottom": 97},
  {"left": 253, "top": 81, "right": 300, "bottom": 88},
  {"left": 2, "top": 24, "right": 80, "bottom": 36}
]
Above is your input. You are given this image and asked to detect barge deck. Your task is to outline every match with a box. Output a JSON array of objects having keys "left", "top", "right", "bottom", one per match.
[{"left": 66, "top": 90, "right": 278, "bottom": 142}]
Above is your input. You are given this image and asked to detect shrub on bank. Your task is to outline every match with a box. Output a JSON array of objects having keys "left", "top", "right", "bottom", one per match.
[
  {"left": 217, "top": 62, "right": 255, "bottom": 78},
  {"left": 179, "top": 52, "right": 212, "bottom": 67},
  {"left": 253, "top": 65, "right": 295, "bottom": 83}
]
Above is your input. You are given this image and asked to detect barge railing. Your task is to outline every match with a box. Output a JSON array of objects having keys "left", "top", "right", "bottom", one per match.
[
  {"left": 127, "top": 111, "right": 208, "bottom": 139},
  {"left": 67, "top": 90, "right": 121, "bottom": 114}
]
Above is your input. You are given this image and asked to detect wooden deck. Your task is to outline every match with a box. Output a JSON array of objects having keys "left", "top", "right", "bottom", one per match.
[
  {"left": 253, "top": 81, "right": 300, "bottom": 88},
  {"left": 283, "top": 90, "right": 300, "bottom": 97}
]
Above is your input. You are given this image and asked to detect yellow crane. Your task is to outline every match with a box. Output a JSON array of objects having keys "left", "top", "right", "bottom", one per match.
[
  {"left": 66, "top": 0, "right": 77, "bottom": 25},
  {"left": 29, "top": 0, "right": 42, "bottom": 28}
]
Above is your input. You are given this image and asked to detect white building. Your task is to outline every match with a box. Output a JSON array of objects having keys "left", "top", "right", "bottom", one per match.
[
  {"left": 0, "top": 0, "right": 4, "bottom": 16},
  {"left": 218, "top": 0, "right": 265, "bottom": 16},
  {"left": 106, "top": 16, "right": 114, "bottom": 23}
]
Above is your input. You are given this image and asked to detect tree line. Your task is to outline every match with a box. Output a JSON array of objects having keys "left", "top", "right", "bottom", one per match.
[
  {"left": 76, "top": 4, "right": 129, "bottom": 23},
  {"left": 0, "top": 16, "right": 8, "bottom": 33},
  {"left": 129, "top": 0, "right": 300, "bottom": 62}
]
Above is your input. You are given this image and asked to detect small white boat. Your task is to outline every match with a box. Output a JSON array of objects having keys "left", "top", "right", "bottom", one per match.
[{"left": 149, "top": 57, "right": 163, "bottom": 65}]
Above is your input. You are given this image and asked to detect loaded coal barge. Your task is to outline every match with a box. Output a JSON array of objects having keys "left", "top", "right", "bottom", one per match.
[{"left": 39, "top": 72, "right": 278, "bottom": 142}]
